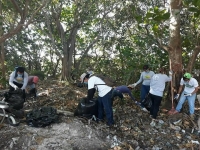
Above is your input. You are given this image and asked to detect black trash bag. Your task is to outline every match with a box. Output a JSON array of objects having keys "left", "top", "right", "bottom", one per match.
[
  {"left": 141, "top": 94, "right": 152, "bottom": 109},
  {"left": 26, "top": 106, "right": 59, "bottom": 127},
  {"left": 4, "top": 89, "right": 24, "bottom": 110},
  {"left": 74, "top": 97, "right": 98, "bottom": 119}
]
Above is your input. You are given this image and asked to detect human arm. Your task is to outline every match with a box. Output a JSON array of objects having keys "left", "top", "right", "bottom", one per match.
[
  {"left": 87, "top": 88, "right": 96, "bottom": 102},
  {"left": 9, "top": 72, "right": 18, "bottom": 89}
]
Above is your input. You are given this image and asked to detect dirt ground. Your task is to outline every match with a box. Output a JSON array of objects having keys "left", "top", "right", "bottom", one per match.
[{"left": 0, "top": 80, "right": 200, "bottom": 150}]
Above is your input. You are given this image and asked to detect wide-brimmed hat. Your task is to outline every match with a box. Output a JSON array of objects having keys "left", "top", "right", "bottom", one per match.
[{"left": 80, "top": 73, "right": 87, "bottom": 83}]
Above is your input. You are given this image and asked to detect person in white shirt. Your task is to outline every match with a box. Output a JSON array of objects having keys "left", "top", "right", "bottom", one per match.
[
  {"left": 9, "top": 67, "right": 28, "bottom": 101},
  {"left": 129, "top": 65, "right": 155, "bottom": 112},
  {"left": 80, "top": 73, "right": 114, "bottom": 127},
  {"left": 173, "top": 73, "right": 199, "bottom": 119},
  {"left": 149, "top": 67, "right": 172, "bottom": 126}
]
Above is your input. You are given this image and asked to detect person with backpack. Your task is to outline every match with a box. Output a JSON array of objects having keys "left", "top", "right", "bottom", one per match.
[
  {"left": 9, "top": 67, "right": 28, "bottom": 101},
  {"left": 26, "top": 76, "right": 39, "bottom": 97},
  {"left": 173, "top": 73, "right": 199, "bottom": 119},
  {"left": 148, "top": 67, "right": 172, "bottom": 126},
  {"left": 129, "top": 64, "right": 155, "bottom": 112},
  {"left": 80, "top": 73, "right": 114, "bottom": 127}
]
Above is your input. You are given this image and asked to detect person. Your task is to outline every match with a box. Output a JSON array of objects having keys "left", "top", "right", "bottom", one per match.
[
  {"left": 111, "top": 85, "right": 140, "bottom": 105},
  {"left": 129, "top": 64, "right": 155, "bottom": 112},
  {"left": 9, "top": 67, "right": 28, "bottom": 101},
  {"left": 26, "top": 76, "right": 39, "bottom": 97},
  {"left": 173, "top": 73, "right": 199, "bottom": 119},
  {"left": 148, "top": 67, "right": 172, "bottom": 126},
  {"left": 80, "top": 73, "right": 114, "bottom": 127}
]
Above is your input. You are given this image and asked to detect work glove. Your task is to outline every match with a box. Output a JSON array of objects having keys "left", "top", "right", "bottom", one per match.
[
  {"left": 169, "top": 71, "right": 173, "bottom": 75},
  {"left": 174, "top": 94, "right": 179, "bottom": 99},
  {"left": 13, "top": 85, "right": 18, "bottom": 90},
  {"left": 128, "top": 83, "right": 137, "bottom": 88},
  {"left": 184, "top": 93, "right": 192, "bottom": 96}
]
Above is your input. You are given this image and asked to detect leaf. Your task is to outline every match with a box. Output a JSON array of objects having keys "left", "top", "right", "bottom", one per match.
[{"left": 188, "top": 7, "right": 199, "bottom": 12}]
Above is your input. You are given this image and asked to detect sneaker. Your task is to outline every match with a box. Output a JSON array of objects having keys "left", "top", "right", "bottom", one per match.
[
  {"left": 150, "top": 120, "right": 156, "bottom": 127},
  {"left": 141, "top": 107, "right": 148, "bottom": 112}
]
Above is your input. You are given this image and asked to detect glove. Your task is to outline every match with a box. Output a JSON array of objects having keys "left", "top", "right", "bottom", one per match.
[
  {"left": 184, "top": 93, "right": 192, "bottom": 96},
  {"left": 174, "top": 94, "right": 179, "bottom": 99},
  {"left": 132, "top": 83, "right": 137, "bottom": 88},
  {"left": 13, "top": 85, "right": 18, "bottom": 90},
  {"left": 169, "top": 71, "right": 173, "bottom": 75}
]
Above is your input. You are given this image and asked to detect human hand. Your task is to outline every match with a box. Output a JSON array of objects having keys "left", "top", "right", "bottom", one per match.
[
  {"left": 132, "top": 83, "right": 137, "bottom": 88},
  {"left": 184, "top": 93, "right": 192, "bottom": 96},
  {"left": 174, "top": 94, "right": 179, "bottom": 99},
  {"left": 14, "top": 85, "right": 18, "bottom": 90}
]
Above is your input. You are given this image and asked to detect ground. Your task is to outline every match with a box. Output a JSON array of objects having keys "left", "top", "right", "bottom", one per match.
[{"left": 0, "top": 80, "right": 200, "bottom": 150}]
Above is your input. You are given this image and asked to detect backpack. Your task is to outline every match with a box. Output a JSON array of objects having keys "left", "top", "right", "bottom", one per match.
[
  {"left": 74, "top": 97, "right": 98, "bottom": 120},
  {"left": 92, "top": 74, "right": 116, "bottom": 87},
  {"left": 26, "top": 106, "right": 59, "bottom": 127},
  {"left": 4, "top": 89, "right": 24, "bottom": 110},
  {"left": 14, "top": 66, "right": 24, "bottom": 78}
]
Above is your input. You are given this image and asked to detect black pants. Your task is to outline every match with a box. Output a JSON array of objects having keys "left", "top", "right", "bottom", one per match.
[
  {"left": 9, "top": 81, "right": 26, "bottom": 101},
  {"left": 149, "top": 93, "right": 162, "bottom": 119}
]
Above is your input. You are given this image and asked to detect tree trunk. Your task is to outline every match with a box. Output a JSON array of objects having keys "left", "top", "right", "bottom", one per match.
[
  {"left": 164, "top": 0, "right": 183, "bottom": 110},
  {"left": 186, "top": 46, "right": 200, "bottom": 73}
]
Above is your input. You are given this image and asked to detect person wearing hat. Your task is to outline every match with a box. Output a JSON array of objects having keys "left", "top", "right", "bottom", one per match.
[
  {"left": 80, "top": 73, "right": 114, "bottom": 127},
  {"left": 173, "top": 73, "right": 199, "bottom": 118},
  {"left": 26, "top": 76, "right": 39, "bottom": 97},
  {"left": 129, "top": 64, "right": 155, "bottom": 112}
]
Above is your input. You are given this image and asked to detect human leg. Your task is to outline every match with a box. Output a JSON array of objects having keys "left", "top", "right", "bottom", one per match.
[
  {"left": 97, "top": 97, "right": 104, "bottom": 120},
  {"left": 175, "top": 93, "right": 186, "bottom": 112},
  {"left": 101, "top": 90, "right": 114, "bottom": 125},
  {"left": 151, "top": 94, "right": 162, "bottom": 119},
  {"left": 140, "top": 85, "right": 150, "bottom": 107},
  {"left": 187, "top": 94, "right": 196, "bottom": 115}
]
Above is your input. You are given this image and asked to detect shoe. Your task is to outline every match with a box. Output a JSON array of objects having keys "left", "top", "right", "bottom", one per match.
[
  {"left": 141, "top": 107, "right": 148, "bottom": 112},
  {"left": 150, "top": 120, "right": 156, "bottom": 127}
]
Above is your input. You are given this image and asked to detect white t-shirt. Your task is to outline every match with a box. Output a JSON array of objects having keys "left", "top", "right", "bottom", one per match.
[
  {"left": 180, "top": 77, "right": 198, "bottom": 94},
  {"left": 149, "top": 73, "right": 172, "bottom": 97},
  {"left": 88, "top": 76, "right": 112, "bottom": 97}
]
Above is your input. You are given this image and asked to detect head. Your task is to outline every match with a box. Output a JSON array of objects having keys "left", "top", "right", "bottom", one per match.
[
  {"left": 158, "top": 67, "right": 166, "bottom": 74},
  {"left": 183, "top": 72, "right": 191, "bottom": 82},
  {"left": 80, "top": 73, "right": 90, "bottom": 83},
  {"left": 143, "top": 65, "right": 149, "bottom": 72},
  {"left": 16, "top": 67, "right": 25, "bottom": 75},
  {"left": 33, "top": 76, "right": 39, "bottom": 84}
]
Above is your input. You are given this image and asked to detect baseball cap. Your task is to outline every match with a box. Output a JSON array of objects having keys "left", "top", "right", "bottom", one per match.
[
  {"left": 183, "top": 73, "right": 191, "bottom": 79},
  {"left": 80, "top": 73, "right": 87, "bottom": 83}
]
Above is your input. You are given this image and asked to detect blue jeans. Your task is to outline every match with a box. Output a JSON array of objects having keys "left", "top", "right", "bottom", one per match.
[
  {"left": 175, "top": 92, "right": 196, "bottom": 115},
  {"left": 140, "top": 85, "right": 150, "bottom": 107},
  {"left": 98, "top": 90, "right": 114, "bottom": 125}
]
